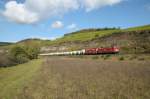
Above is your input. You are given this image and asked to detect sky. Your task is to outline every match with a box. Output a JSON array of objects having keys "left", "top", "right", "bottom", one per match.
[{"left": 0, "top": 0, "right": 150, "bottom": 42}]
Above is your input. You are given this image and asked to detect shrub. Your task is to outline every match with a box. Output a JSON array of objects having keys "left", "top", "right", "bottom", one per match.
[
  {"left": 101, "top": 55, "right": 104, "bottom": 58},
  {"left": 103, "top": 55, "right": 111, "bottom": 60},
  {"left": 0, "top": 45, "right": 40, "bottom": 67},
  {"left": 15, "top": 54, "right": 30, "bottom": 64},
  {"left": 129, "top": 55, "right": 137, "bottom": 60},
  {"left": 95, "top": 34, "right": 99, "bottom": 38},
  {"left": 8, "top": 45, "right": 39, "bottom": 65},
  {"left": 92, "top": 56, "right": 99, "bottom": 59},
  {"left": 119, "top": 56, "right": 125, "bottom": 61},
  {"left": 0, "top": 53, "right": 16, "bottom": 67},
  {"left": 8, "top": 46, "right": 29, "bottom": 64},
  {"left": 138, "top": 58, "right": 145, "bottom": 61},
  {"left": 24, "top": 46, "right": 40, "bottom": 59}
]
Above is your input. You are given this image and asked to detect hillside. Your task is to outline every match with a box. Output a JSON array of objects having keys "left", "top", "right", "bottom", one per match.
[
  {"left": 0, "top": 42, "right": 12, "bottom": 46},
  {"left": 40, "top": 25, "right": 150, "bottom": 54},
  {"left": 46, "top": 25, "right": 150, "bottom": 45},
  {"left": 126, "top": 25, "right": 150, "bottom": 31},
  {"left": 0, "top": 38, "right": 50, "bottom": 50}
]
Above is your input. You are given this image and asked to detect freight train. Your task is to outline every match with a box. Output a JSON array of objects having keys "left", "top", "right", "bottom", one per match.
[{"left": 39, "top": 46, "right": 119, "bottom": 56}]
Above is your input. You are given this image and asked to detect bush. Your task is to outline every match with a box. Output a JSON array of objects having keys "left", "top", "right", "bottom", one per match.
[
  {"left": 0, "top": 53, "right": 16, "bottom": 67},
  {"left": 95, "top": 34, "right": 99, "bottom": 38},
  {"left": 92, "top": 56, "right": 99, "bottom": 59},
  {"left": 6, "top": 45, "right": 39, "bottom": 66},
  {"left": 102, "top": 55, "right": 111, "bottom": 60},
  {"left": 129, "top": 55, "right": 137, "bottom": 60},
  {"left": 0, "top": 45, "right": 40, "bottom": 67},
  {"left": 101, "top": 55, "right": 104, "bottom": 58},
  {"left": 15, "top": 54, "right": 30, "bottom": 64},
  {"left": 106, "top": 55, "right": 111, "bottom": 58},
  {"left": 8, "top": 46, "right": 29, "bottom": 64},
  {"left": 119, "top": 56, "right": 125, "bottom": 61},
  {"left": 138, "top": 58, "right": 145, "bottom": 61},
  {"left": 24, "top": 46, "right": 40, "bottom": 59}
]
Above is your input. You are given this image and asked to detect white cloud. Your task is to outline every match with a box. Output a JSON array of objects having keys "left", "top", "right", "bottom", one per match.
[
  {"left": 40, "top": 37, "right": 57, "bottom": 40},
  {"left": 67, "top": 23, "right": 77, "bottom": 29},
  {"left": 2, "top": 0, "right": 123, "bottom": 24},
  {"left": 82, "top": 0, "right": 122, "bottom": 12},
  {"left": 2, "top": 1, "right": 39, "bottom": 24},
  {"left": 25, "top": 0, "right": 79, "bottom": 18},
  {"left": 51, "top": 21, "right": 64, "bottom": 29}
]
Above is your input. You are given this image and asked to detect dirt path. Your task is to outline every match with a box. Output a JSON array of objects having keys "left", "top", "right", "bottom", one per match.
[{"left": 18, "top": 57, "right": 150, "bottom": 99}]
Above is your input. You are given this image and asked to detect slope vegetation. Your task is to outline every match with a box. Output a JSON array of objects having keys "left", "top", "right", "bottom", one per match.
[
  {"left": 48, "top": 25, "right": 150, "bottom": 45},
  {"left": 0, "top": 59, "right": 42, "bottom": 99},
  {"left": 126, "top": 25, "right": 150, "bottom": 31}
]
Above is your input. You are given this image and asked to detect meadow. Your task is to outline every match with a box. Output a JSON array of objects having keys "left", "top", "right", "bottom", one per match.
[
  {"left": 16, "top": 57, "right": 150, "bottom": 99},
  {"left": 0, "top": 59, "right": 42, "bottom": 99}
]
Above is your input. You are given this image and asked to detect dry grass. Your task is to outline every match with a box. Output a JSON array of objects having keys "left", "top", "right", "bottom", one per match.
[{"left": 18, "top": 57, "right": 150, "bottom": 99}]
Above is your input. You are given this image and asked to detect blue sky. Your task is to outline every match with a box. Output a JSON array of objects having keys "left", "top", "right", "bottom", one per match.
[{"left": 0, "top": 0, "right": 150, "bottom": 42}]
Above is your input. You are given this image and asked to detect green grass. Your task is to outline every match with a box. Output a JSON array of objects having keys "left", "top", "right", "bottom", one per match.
[
  {"left": 126, "top": 25, "right": 150, "bottom": 31},
  {"left": 48, "top": 25, "right": 150, "bottom": 45},
  {"left": 0, "top": 59, "right": 42, "bottom": 99},
  {"left": 49, "top": 30, "right": 121, "bottom": 45}
]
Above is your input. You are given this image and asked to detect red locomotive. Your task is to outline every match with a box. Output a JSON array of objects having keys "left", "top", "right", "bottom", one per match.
[{"left": 85, "top": 46, "right": 119, "bottom": 55}]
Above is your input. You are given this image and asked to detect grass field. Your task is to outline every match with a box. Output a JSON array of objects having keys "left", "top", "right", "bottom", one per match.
[
  {"left": 16, "top": 57, "right": 150, "bottom": 99},
  {"left": 0, "top": 59, "right": 42, "bottom": 99}
]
